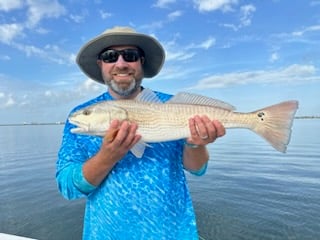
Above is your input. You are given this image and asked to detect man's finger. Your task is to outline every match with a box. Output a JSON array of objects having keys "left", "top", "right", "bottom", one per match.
[
  {"left": 105, "top": 128, "right": 119, "bottom": 142},
  {"left": 213, "top": 120, "right": 226, "bottom": 137}
]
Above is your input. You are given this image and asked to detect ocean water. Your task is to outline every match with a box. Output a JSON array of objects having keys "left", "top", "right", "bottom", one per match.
[{"left": 0, "top": 120, "right": 319, "bottom": 240}]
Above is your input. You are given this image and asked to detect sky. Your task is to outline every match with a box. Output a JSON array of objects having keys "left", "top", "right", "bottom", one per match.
[{"left": 0, "top": 0, "right": 320, "bottom": 124}]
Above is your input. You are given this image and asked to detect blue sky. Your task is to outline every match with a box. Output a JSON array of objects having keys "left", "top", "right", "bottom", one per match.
[{"left": 0, "top": 0, "right": 319, "bottom": 124}]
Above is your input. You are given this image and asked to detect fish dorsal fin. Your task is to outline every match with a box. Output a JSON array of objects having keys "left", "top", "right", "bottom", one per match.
[
  {"left": 135, "top": 88, "right": 162, "bottom": 103},
  {"left": 168, "top": 92, "right": 236, "bottom": 111}
]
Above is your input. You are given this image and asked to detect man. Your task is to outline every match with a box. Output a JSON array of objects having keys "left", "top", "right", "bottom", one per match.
[{"left": 56, "top": 26, "right": 225, "bottom": 240}]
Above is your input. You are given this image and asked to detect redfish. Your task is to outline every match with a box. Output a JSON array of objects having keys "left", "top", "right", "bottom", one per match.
[{"left": 69, "top": 88, "right": 298, "bottom": 158}]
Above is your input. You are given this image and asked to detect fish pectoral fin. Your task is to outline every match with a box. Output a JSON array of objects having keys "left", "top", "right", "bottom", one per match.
[
  {"left": 130, "top": 140, "right": 151, "bottom": 158},
  {"left": 168, "top": 92, "right": 236, "bottom": 110}
]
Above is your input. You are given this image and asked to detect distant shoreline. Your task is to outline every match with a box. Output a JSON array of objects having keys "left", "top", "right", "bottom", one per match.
[
  {"left": 0, "top": 116, "right": 319, "bottom": 126},
  {"left": 294, "top": 116, "right": 320, "bottom": 119},
  {"left": 0, "top": 122, "right": 65, "bottom": 126}
]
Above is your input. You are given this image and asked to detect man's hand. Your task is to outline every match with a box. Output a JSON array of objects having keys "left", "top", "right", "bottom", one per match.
[
  {"left": 186, "top": 115, "right": 225, "bottom": 146},
  {"left": 100, "top": 119, "right": 141, "bottom": 163}
]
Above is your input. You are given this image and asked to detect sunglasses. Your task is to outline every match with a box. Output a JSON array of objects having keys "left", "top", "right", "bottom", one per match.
[{"left": 98, "top": 48, "right": 144, "bottom": 63}]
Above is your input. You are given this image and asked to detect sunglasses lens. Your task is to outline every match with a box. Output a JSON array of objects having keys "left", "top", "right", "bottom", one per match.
[
  {"left": 100, "top": 50, "right": 119, "bottom": 63},
  {"left": 122, "top": 50, "right": 140, "bottom": 62},
  {"left": 100, "top": 49, "right": 141, "bottom": 63}
]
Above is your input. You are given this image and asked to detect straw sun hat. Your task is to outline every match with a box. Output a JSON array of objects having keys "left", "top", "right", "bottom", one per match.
[{"left": 76, "top": 26, "right": 165, "bottom": 84}]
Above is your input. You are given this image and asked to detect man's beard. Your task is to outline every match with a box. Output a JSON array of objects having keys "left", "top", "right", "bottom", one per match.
[{"left": 106, "top": 78, "right": 141, "bottom": 97}]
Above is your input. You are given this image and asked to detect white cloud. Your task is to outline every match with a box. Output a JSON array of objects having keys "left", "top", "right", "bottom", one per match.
[
  {"left": 166, "top": 48, "right": 196, "bottom": 61},
  {"left": 10, "top": 42, "right": 74, "bottom": 65},
  {"left": 0, "top": 23, "right": 24, "bottom": 44},
  {"left": 164, "top": 35, "right": 215, "bottom": 63},
  {"left": 25, "top": 0, "right": 66, "bottom": 28},
  {"left": 292, "top": 25, "right": 320, "bottom": 36},
  {"left": 239, "top": 4, "right": 256, "bottom": 27},
  {"left": 221, "top": 23, "right": 237, "bottom": 31},
  {"left": 0, "top": 93, "right": 16, "bottom": 108},
  {"left": 69, "top": 9, "right": 89, "bottom": 23},
  {"left": 186, "top": 36, "right": 216, "bottom": 50},
  {"left": 14, "top": 43, "right": 44, "bottom": 57},
  {"left": 221, "top": 4, "right": 256, "bottom": 31},
  {"left": 44, "top": 90, "right": 53, "bottom": 97},
  {"left": 79, "top": 79, "right": 106, "bottom": 93},
  {"left": 69, "top": 14, "right": 85, "bottom": 23},
  {"left": 0, "top": 1, "right": 66, "bottom": 38},
  {"left": 34, "top": 27, "right": 50, "bottom": 34},
  {"left": 6, "top": 95, "right": 16, "bottom": 107},
  {"left": 154, "top": 0, "right": 176, "bottom": 8},
  {"left": 140, "top": 10, "right": 182, "bottom": 31},
  {"left": 0, "top": 0, "right": 23, "bottom": 11},
  {"left": 0, "top": 77, "right": 106, "bottom": 110},
  {"left": 269, "top": 52, "right": 279, "bottom": 63},
  {"left": 168, "top": 10, "right": 183, "bottom": 21},
  {"left": 99, "top": 10, "right": 113, "bottom": 19},
  {"left": 36, "top": 79, "right": 105, "bottom": 108},
  {"left": 189, "top": 64, "right": 318, "bottom": 90},
  {"left": 193, "top": 0, "right": 238, "bottom": 12},
  {"left": 199, "top": 37, "right": 216, "bottom": 49},
  {"left": 0, "top": 55, "right": 11, "bottom": 61},
  {"left": 269, "top": 24, "right": 320, "bottom": 50}
]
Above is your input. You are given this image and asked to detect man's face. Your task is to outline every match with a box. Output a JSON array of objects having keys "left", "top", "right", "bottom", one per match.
[{"left": 97, "top": 45, "right": 145, "bottom": 98}]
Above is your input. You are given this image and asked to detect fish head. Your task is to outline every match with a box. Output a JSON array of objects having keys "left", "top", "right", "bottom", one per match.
[{"left": 68, "top": 102, "right": 128, "bottom": 136}]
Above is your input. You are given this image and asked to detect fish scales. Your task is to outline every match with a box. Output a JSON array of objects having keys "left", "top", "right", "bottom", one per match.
[{"left": 97, "top": 101, "right": 265, "bottom": 142}]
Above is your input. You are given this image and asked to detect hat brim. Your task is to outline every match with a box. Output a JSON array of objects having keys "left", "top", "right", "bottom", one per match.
[{"left": 76, "top": 32, "right": 165, "bottom": 84}]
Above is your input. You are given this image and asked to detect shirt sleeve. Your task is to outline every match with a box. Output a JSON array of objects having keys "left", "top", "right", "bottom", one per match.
[
  {"left": 56, "top": 120, "right": 97, "bottom": 199},
  {"left": 72, "top": 164, "right": 97, "bottom": 194},
  {"left": 186, "top": 163, "right": 208, "bottom": 176}
]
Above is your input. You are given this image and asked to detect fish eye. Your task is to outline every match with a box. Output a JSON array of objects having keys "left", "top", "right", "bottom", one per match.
[{"left": 83, "top": 109, "right": 91, "bottom": 116}]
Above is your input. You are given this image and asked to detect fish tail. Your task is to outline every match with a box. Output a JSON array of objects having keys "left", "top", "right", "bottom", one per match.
[{"left": 251, "top": 100, "right": 298, "bottom": 153}]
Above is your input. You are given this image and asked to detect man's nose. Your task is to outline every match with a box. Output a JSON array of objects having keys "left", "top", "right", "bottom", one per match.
[{"left": 114, "top": 55, "right": 128, "bottom": 66}]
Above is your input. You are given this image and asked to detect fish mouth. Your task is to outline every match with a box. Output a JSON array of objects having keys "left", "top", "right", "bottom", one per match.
[{"left": 69, "top": 119, "right": 88, "bottom": 133}]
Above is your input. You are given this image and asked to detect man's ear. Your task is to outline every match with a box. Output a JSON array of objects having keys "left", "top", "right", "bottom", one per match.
[
  {"left": 97, "top": 60, "right": 102, "bottom": 67},
  {"left": 140, "top": 57, "right": 145, "bottom": 65}
]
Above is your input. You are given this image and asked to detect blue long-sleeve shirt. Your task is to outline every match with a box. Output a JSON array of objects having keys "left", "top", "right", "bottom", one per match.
[{"left": 56, "top": 90, "right": 206, "bottom": 240}]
